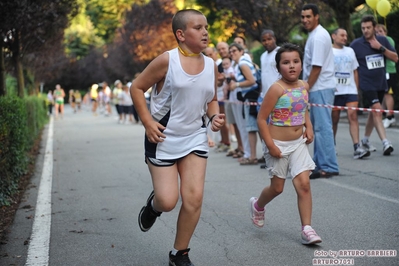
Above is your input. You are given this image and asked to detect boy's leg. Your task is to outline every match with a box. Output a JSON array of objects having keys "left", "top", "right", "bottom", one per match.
[
  {"left": 173, "top": 153, "right": 207, "bottom": 250},
  {"left": 139, "top": 160, "right": 179, "bottom": 232},
  {"left": 149, "top": 161, "right": 180, "bottom": 212}
]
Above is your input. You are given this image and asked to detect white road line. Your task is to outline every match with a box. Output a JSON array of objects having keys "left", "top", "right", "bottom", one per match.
[
  {"left": 321, "top": 179, "right": 399, "bottom": 205},
  {"left": 25, "top": 117, "right": 53, "bottom": 266}
]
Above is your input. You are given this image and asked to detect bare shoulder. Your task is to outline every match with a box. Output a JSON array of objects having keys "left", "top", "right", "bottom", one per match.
[
  {"left": 299, "top": 79, "right": 310, "bottom": 91},
  {"left": 140, "top": 52, "right": 170, "bottom": 83}
]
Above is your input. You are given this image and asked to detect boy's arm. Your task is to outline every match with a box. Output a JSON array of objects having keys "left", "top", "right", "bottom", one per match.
[{"left": 130, "top": 52, "right": 169, "bottom": 142}]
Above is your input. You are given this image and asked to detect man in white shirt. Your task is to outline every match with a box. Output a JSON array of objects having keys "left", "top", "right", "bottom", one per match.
[
  {"left": 259, "top": 29, "right": 280, "bottom": 168},
  {"left": 331, "top": 28, "right": 370, "bottom": 159},
  {"left": 301, "top": 3, "right": 339, "bottom": 178}
]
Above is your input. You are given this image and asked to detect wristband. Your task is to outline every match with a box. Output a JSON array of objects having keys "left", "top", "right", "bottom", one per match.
[
  {"left": 379, "top": 46, "right": 386, "bottom": 53},
  {"left": 207, "top": 114, "right": 218, "bottom": 126},
  {"left": 236, "top": 82, "right": 240, "bottom": 88}
]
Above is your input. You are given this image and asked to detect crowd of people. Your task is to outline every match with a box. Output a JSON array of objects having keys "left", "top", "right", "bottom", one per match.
[
  {"left": 47, "top": 78, "right": 150, "bottom": 126},
  {"left": 206, "top": 6, "right": 397, "bottom": 174}
]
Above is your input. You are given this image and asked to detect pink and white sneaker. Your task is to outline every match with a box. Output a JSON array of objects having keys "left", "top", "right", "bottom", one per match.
[
  {"left": 249, "top": 197, "right": 265, "bottom": 228},
  {"left": 301, "top": 225, "right": 322, "bottom": 245}
]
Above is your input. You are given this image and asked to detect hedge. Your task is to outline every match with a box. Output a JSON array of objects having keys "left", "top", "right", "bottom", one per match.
[{"left": 0, "top": 95, "right": 48, "bottom": 206}]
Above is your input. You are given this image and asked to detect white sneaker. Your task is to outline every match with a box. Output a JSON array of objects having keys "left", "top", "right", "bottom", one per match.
[
  {"left": 383, "top": 117, "right": 396, "bottom": 128},
  {"left": 383, "top": 141, "right": 394, "bottom": 156},
  {"left": 249, "top": 197, "right": 265, "bottom": 228},
  {"left": 231, "top": 134, "right": 237, "bottom": 142},
  {"left": 353, "top": 146, "right": 370, "bottom": 159},
  {"left": 361, "top": 139, "right": 377, "bottom": 152},
  {"left": 301, "top": 225, "right": 322, "bottom": 245}
]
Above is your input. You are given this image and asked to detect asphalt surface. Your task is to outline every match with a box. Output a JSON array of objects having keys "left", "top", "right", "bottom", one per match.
[{"left": 0, "top": 105, "right": 398, "bottom": 266}]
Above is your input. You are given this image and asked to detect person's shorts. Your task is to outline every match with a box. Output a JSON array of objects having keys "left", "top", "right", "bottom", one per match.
[
  {"left": 362, "top": 90, "right": 384, "bottom": 108},
  {"left": 244, "top": 102, "right": 258, "bottom": 132},
  {"left": 333, "top": 94, "right": 358, "bottom": 108},
  {"left": 146, "top": 150, "right": 208, "bottom": 167},
  {"left": 55, "top": 99, "right": 64, "bottom": 105},
  {"left": 225, "top": 102, "right": 235, "bottom": 124},
  {"left": 265, "top": 137, "right": 315, "bottom": 179},
  {"left": 115, "top": 104, "right": 122, "bottom": 115},
  {"left": 387, "top": 73, "right": 398, "bottom": 95},
  {"left": 91, "top": 98, "right": 97, "bottom": 102},
  {"left": 122, "top": 105, "right": 133, "bottom": 114}
]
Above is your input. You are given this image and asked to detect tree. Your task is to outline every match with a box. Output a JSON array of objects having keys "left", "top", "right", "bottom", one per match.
[
  {"left": 85, "top": 0, "right": 150, "bottom": 43},
  {"left": 0, "top": 0, "right": 78, "bottom": 97},
  {"left": 196, "top": 0, "right": 332, "bottom": 44},
  {"left": 323, "top": 0, "right": 366, "bottom": 41},
  {"left": 104, "top": 0, "right": 177, "bottom": 81}
]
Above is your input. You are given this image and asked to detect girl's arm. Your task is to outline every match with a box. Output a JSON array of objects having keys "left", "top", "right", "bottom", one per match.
[
  {"left": 130, "top": 52, "right": 169, "bottom": 143},
  {"left": 302, "top": 81, "right": 314, "bottom": 144},
  {"left": 257, "top": 83, "right": 283, "bottom": 158}
]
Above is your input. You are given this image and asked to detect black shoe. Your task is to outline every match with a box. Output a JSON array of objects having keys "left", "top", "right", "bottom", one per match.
[
  {"left": 138, "top": 190, "right": 161, "bottom": 232},
  {"left": 260, "top": 164, "right": 267, "bottom": 169},
  {"left": 309, "top": 171, "right": 339, "bottom": 179},
  {"left": 169, "top": 249, "right": 194, "bottom": 266}
]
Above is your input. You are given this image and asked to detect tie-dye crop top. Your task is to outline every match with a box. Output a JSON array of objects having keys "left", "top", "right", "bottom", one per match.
[{"left": 269, "top": 81, "right": 308, "bottom": 127}]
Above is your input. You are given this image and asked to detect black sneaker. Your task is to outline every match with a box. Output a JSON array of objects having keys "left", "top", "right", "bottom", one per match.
[
  {"left": 169, "top": 249, "right": 194, "bottom": 266},
  {"left": 138, "top": 190, "right": 161, "bottom": 232}
]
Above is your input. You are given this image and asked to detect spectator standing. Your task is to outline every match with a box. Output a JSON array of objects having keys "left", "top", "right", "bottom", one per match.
[
  {"left": 301, "top": 3, "right": 339, "bottom": 178},
  {"left": 47, "top": 90, "right": 54, "bottom": 115},
  {"left": 113, "top": 80, "right": 123, "bottom": 123},
  {"left": 259, "top": 29, "right": 281, "bottom": 169},
  {"left": 216, "top": 42, "right": 244, "bottom": 157},
  {"left": 229, "top": 43, "right": 259, "bottom": 165}
]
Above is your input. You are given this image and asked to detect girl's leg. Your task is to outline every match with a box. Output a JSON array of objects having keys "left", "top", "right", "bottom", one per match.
[
  {"left": 293, "top": 170, "right": 322, "bottom": 244},
  {"left": 60, "top": 104, "right": 64, "bottom": 118},
  {"left": 292, "top": 171, "right": 312, "bottom": 226},
  {"left": 54, "top": 103, "right": 59, "bottom": 118},
  {"left": 257, "top": 176, "right": 285, "bottom": 208}
]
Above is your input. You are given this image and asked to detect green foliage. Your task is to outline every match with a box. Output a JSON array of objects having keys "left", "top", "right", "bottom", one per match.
[
  {"left": 64, "top": 0, "right": 104, "bottom": 58},
  {"left": 0, "top": 95, "right": 48, "bottom": 206},
  {"left": 85, "top": 0, "right": 148, "bottom": 43},
  {"left": 5, "top": 74, "right": 17, "bottom": 96},
  {"left": 250, "top": 46, "right": 265, "bottom": 67}
]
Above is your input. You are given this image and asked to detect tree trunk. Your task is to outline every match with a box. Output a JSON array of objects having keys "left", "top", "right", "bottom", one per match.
[
  {"left": 0, "top": 38, "right": 6, "bottom": 96},
  {"left": 12, "top": 31, "right": 25, "bottom": 98},
  {"left": 334, "top": 4, "right": 355, "bottom": 42}
]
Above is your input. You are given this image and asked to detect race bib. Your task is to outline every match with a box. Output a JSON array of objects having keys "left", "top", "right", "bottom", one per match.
[
  {"left": 366, "top": 54, "right": 384, "bottom": 70},
  {"left": 335, "top": 72, "right": 351, "bottom": 85}
]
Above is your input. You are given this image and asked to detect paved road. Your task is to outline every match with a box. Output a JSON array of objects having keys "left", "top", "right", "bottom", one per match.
[{"left": 1, "top": 106, "right": 398, "bottom": 266}]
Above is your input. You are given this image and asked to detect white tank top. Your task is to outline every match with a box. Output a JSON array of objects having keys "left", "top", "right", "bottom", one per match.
[{"left": 146, "top": 48, "right": 215, "bottom": 159}]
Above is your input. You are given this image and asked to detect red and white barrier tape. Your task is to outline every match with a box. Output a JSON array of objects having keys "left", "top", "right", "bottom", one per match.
[{"left": 223, "top": 100, "right": 399, "bottom": 114}]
